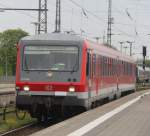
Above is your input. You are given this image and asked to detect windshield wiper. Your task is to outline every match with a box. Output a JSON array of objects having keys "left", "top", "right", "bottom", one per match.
[{"left": 24, "top": 56, "right": 29, "bottom": 71}]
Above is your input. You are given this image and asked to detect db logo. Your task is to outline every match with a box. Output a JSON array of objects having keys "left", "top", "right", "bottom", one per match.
[
  {"left": 49, "top": 85, "right": 53, "bottom": 91},
  {"left": 45, "top": 85, "right": 49, "bottom": 91},
  {"left": 45, "top": 85, "right": 53, "bottom": 91}
]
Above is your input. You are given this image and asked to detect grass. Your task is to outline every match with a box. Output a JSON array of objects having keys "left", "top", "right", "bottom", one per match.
[
  {"left": 0, "top": 106, "right": 15, "bottom": 113},
  {"left": 0, "top": 67, "right": 4, "bottom": 76},
  {"left": 0, "top": 111, "right": 36, "bottom": 134}
]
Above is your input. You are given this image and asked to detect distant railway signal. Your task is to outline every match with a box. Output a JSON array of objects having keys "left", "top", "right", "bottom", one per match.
[
  {"left": 143, "top": 46, "right": 146, "bottom": 57},
  {"left": 143, "top": 46, "right": 147, "bottom": 70}
]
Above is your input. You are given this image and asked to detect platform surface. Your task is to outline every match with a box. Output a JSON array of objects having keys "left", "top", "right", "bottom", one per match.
[
  {"left": 30, "top": 90, "right": 150, "bottom": 136},
  {"left": 0, "top": 84, "right": 15, "bottom": 94}
]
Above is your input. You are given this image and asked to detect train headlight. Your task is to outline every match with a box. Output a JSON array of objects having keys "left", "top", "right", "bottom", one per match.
[
  {"left": 69, "top": 86, "right": 75, "bottom": 92},
  {"left": 23, "top": 86, "right": 30, "bottom": 91}
]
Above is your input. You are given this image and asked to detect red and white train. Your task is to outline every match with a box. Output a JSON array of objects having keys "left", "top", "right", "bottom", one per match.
[{"left": 16, "top": 33, "right": 136, "bottom": 120}]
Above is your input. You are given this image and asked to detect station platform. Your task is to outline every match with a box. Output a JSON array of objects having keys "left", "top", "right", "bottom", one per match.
[
  {"left": 0, "top": 84, "right": 15, "bottom": 106},
  {"left": 30, "top": 89, "right": 150, "bottom": 136},
  {"left": 0, "top": 84, "right": 15, "bottom": 95}
]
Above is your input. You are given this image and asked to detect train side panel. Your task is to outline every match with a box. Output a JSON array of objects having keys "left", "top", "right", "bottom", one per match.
[{"left": 84, "top": 40, "right": 136, "bottom": 104}]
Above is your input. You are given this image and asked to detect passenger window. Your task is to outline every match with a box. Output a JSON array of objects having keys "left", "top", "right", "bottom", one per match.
[{"left": 93, "top": 54, "right": 96, "bottom": 77}]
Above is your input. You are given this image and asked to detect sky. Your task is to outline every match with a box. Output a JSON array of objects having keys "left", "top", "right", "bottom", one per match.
[{"left": 0, "top": 0, "right": 150, "bottom": 59}]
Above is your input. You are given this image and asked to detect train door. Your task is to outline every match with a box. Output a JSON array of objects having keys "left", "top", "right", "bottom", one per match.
[
  {"left": 93, "top": 54, "right": 98, "bottom": 95},
  {"left": 116, "top": 57, "right": 121, "bottom": 97},
  {"left": 86, "top": 49, "right": 92, "bottom": 99},
  {"left": 116, "top": 58, "right": 119, "bottom": 90}
]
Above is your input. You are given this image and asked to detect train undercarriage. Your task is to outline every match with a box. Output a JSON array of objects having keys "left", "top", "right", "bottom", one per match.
[
  {"left": 16, "top": 88, "right": 135, "bottom": 121},
  {"left": 16, "top": 95, "right": 87, "bottom": 121}
]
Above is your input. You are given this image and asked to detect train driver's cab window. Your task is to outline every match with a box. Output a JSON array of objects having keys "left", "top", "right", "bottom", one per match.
[{"left": 23, "top": 46, "right": 79, "bottom": 72}]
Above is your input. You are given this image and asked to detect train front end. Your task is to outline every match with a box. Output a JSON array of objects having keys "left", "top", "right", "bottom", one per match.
[{"left": 15, "top": 33, "right": 87, "bottom": 119}]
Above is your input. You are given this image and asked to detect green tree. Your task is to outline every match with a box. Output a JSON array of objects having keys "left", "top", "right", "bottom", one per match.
[
  {"left": 145, "top": 59, "right": 150, "bottom": 67},
  {"left": 0, "top": 32, "right": 2, "bottom": 47},
  {"left": 0, "top": 29, "right": 28, "bottom": 76}
]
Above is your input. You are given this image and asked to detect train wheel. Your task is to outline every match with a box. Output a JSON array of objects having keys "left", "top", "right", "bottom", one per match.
[
  {"left": 36, "top": 105, "right": 50, "bottom": 122},
  {"left": 61, "top": 106, "right": 69, "bottom": 118},
  {"left": 114, "top": 94, "right": 117, "bottom": 100},
  {"left": 37, "top": 111, "right": 49, "bottom": 122},
  {"left": 62, "top": 106, "right": 86, "bottom": 118},
  {"left": 91, "top": 101, "right": 97, "bottom": 109}
]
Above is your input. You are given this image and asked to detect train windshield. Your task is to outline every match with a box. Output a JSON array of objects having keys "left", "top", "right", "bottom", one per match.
[{"left": 23, "top": 46, "right": 79, "bottom": 71}]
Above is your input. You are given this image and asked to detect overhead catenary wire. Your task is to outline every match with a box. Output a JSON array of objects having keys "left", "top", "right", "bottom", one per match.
[
  {"left": 63, "top": 0, "right": 148, "bottom": 40},
  {"left": 68, "top": 0, "right": 138, "bottom": 38},
  {"left": 0, "top": 0, "right": 149, "bottom": 46},
  {"left": 0, "top": 0, "right": 137, "bottom": 38}
]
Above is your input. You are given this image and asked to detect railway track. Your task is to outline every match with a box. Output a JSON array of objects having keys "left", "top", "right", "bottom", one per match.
[
  {"left": 0, "top": 123, "right": 38, "bottom": 136},
  {"left": 0, "top": 116, "right": 66, "bottom": 136},
  {"left": 0, "top": 104, "right": 85, "bottom": 136}
]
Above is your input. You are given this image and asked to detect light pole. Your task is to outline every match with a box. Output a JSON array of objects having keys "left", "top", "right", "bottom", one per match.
[
  {"left": 31, "top": 22, "right": 41, "bottom": 35},
  {"left": 126, "top": 41, "right": 134, "bottom": 56},
  {"left": 93, "top": 37, "right": 101, "bottom": 43},
  {"left": 5, "top": 50, "right": 8, "bottom": 79},
  {"left": 123, "top": 46, "right": 128, "bottom": 54},
  {"left": 119, "top": 42, "right": 124, "bottom": 52},
  {"left": 103, "top": 32, "right": 106, "bottom": 43},
  {"left": 80, "top": 29, "right": 85, "bottom": 36}
]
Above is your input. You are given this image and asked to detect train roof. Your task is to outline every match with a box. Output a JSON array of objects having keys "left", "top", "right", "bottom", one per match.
[
  {"left": 85, "top": 40, "right": 135, "bottom": 63},
  {"left": 20, "top": 33, "right": 84, "bottom": 43}
]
